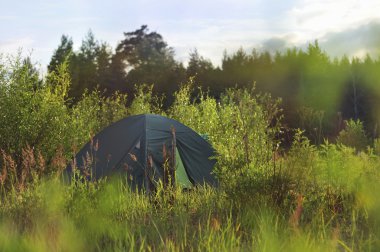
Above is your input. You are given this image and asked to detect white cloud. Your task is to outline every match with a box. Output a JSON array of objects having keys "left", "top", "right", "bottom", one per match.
[
  {"left": 320, "top": 21, "right": 380, "bottom": 59},
  {"left": 286, "top": 0, "right": 380, "bottom": 42}
]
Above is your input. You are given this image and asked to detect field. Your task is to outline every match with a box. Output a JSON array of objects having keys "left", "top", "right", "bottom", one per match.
[{"left": 0, "top": 56, "right": 379, "bottom": 251}]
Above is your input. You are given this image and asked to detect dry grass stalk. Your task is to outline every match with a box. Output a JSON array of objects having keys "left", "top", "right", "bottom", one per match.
[
  {"left": 0, "top": 150, "right": 8, "bottom": 186},
  {"left": 51, "top": 146, "right": 66, "bottom": 177},
  {"left": 1, "top": 149, "right": 16, "bottom": 187},
  {"left": 36, "top": 151, "right": 46, "bottom": 174},
  {"left": 289, "top": 194, "right": 304, "bottom": 230},
  {"left": 211, "top": 217, "right": 221, "bottom": 231},
  {"left": 20, "top": 145, "right": 35, "bottom": 187}
]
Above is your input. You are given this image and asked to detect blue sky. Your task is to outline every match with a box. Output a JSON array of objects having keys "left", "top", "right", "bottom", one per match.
[{"left": 1, "top": 0, "right": 380, "bottom": 69}]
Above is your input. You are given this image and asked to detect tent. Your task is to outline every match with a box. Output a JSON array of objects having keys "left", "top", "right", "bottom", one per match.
[{"left": 67, "top": 114, "right": 217, "bottom": 189}]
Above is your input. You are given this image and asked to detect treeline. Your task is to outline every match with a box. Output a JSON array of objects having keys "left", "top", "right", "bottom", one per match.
[{"left": 47, "top": 25, "right": 380, "bottom": 142}]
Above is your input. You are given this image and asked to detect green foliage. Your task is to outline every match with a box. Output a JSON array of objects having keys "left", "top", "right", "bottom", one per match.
[
  {"left": 48, "top": 34, "right": 73, "bottom": 73},
  {"left": 49, "top": 31, "right": 117, "bottom": 100},
  {"left": 128, "top": 84, "right": 164, "bottom": 115},
  {"left": 115, "top": 25, "right": 186, "bottom": 101},
  {"left": 297, "top": 106, "right": 325, "bottom": 144},
  {"left": 169, "top": 81, "right": 282, "bottom": 203},
  {"left": 282, "top": 130, "right": 317, "bottom": 194},
  {"left": 69, "top": 30, "right": 113, "bottom": 99},
  {"left": 47, "top": 27, "right": 380, "bottom": 140},
  {"left": 0, "top": 54, "right": 379, "bottom": 251},
  {"left": 374, "top": 138, "right": 380, "bottom": 155},
  {"left": 70, "top": 90, "right": 128, "bottom": 149},
  {"left": 336, "top": 119, "right": 370, "bottom": 151},
  {"left": 0, "top": 55, "right": 128, "bottom": 172},
  {"left": 0, "top": 55, "right": 71, "bottom": 160}
]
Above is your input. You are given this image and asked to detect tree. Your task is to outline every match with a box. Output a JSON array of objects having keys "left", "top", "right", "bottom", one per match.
[
  {"left": 48, "top": 35, "right": 73, "bottom": 73},
  {"left": 23, "top": 56, "right": 42, "bottom": 89},
  {"left": 70, "top": 30, "right": 110, "bottom": 100},
  {"left": 115, "top": 25, "right": 186, "bottom": 102},
  {"left": 221, "top": 48, "right": 252, "bottom": 87},
  {"left": 95, "top": 42, "right": 113, "bottom": 92},
  {"left": 187, "top": 49, "right": 214, "bottom": 78},
  {"left": 186, "top": 49, "right": 223, "bottom": 96},
  {"left": 108, "top": 52, "right": 127, "bottom": 94},
  {"left": 116, "top": 25, "right": 172, "bottom": 69}
]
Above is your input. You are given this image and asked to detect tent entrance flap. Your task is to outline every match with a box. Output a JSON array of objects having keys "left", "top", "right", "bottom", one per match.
[{"left": 175, "top": 148, "right": 192, "bottom": 188}]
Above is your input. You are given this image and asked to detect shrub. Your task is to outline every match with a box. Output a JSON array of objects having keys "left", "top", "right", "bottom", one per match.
[
  {"left": 336, "top": 119, "right": 369, "bottom": 152},
  {"left": 128, "top": 84, "right": 164, "bottom": 116},
  {"left": 0, "top": 55, "right": 71, "bottom": 162},
  {"left": 0, "top": 55, "right": 129, "bottom": 175},
  {"left": 170, "top": 82, "right": 282, "bottom": 204}
]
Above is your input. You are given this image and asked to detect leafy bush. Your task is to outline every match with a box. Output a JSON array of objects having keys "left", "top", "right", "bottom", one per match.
[
  {"left": 336, "top": 119, "right": 369, "bottom": 152},
  {"left": 0, "top": 56, "right": 128, "bottom": 176},
  {"left": 169, "top": 82, "right": 282, "bottom": 203},
  {"left": 0, "top": 55, "right": 71, "bottom": 162},
  {"left": 128, "top": 84, "right": 164, "bottom": 115}
]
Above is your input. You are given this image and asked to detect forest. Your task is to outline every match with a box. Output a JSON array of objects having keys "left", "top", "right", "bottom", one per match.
[
  {"left": 47, "top": 25, "right": 380, "bottom": 143},
  {"left": 0, "top": 25, "right": 379, "bottom": 251}
]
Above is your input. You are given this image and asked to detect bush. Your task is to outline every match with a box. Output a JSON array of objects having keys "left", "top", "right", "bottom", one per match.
[
  {"left": 0, "top": 56, "right": 129, "bottom": 176},
  {"left": 336, "top": 119, "right": 369, "bottom": 152},
  {"left": 0, "top": 55, "right": 71, "bottom": 162},
  {"left": 128, "top": 84, "right": 164, "bottom": 116},
  {"left": 169, "top": 82, "right": 282, "bottom": 203}
]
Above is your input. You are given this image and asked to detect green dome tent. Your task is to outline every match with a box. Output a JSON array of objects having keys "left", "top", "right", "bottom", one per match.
[{"left": 67, "top": 114, "right": 217, "bottom": 190}]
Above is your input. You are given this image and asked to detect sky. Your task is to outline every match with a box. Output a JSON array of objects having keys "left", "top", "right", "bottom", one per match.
[{"left": 1, "top": 0, "right": 380, "bottom": 69}]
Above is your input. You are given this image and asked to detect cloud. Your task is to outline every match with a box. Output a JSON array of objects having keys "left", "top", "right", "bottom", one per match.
[
  {"left": 261, "top": 37, "right": 290, "bottom": 52},
  {"left": 257, "top": 20, "right": 380, "bottom": 60},
  {"left": 286, "top": 0, "right": 380, "bottom": 43},
  {"left": 320, "top": 21, "right": 380, "bottom": 59}
]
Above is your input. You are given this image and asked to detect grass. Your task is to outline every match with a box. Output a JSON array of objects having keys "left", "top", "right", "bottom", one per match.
[{"left": 0, "top": 148, "right": 378, "bottom": 252}]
